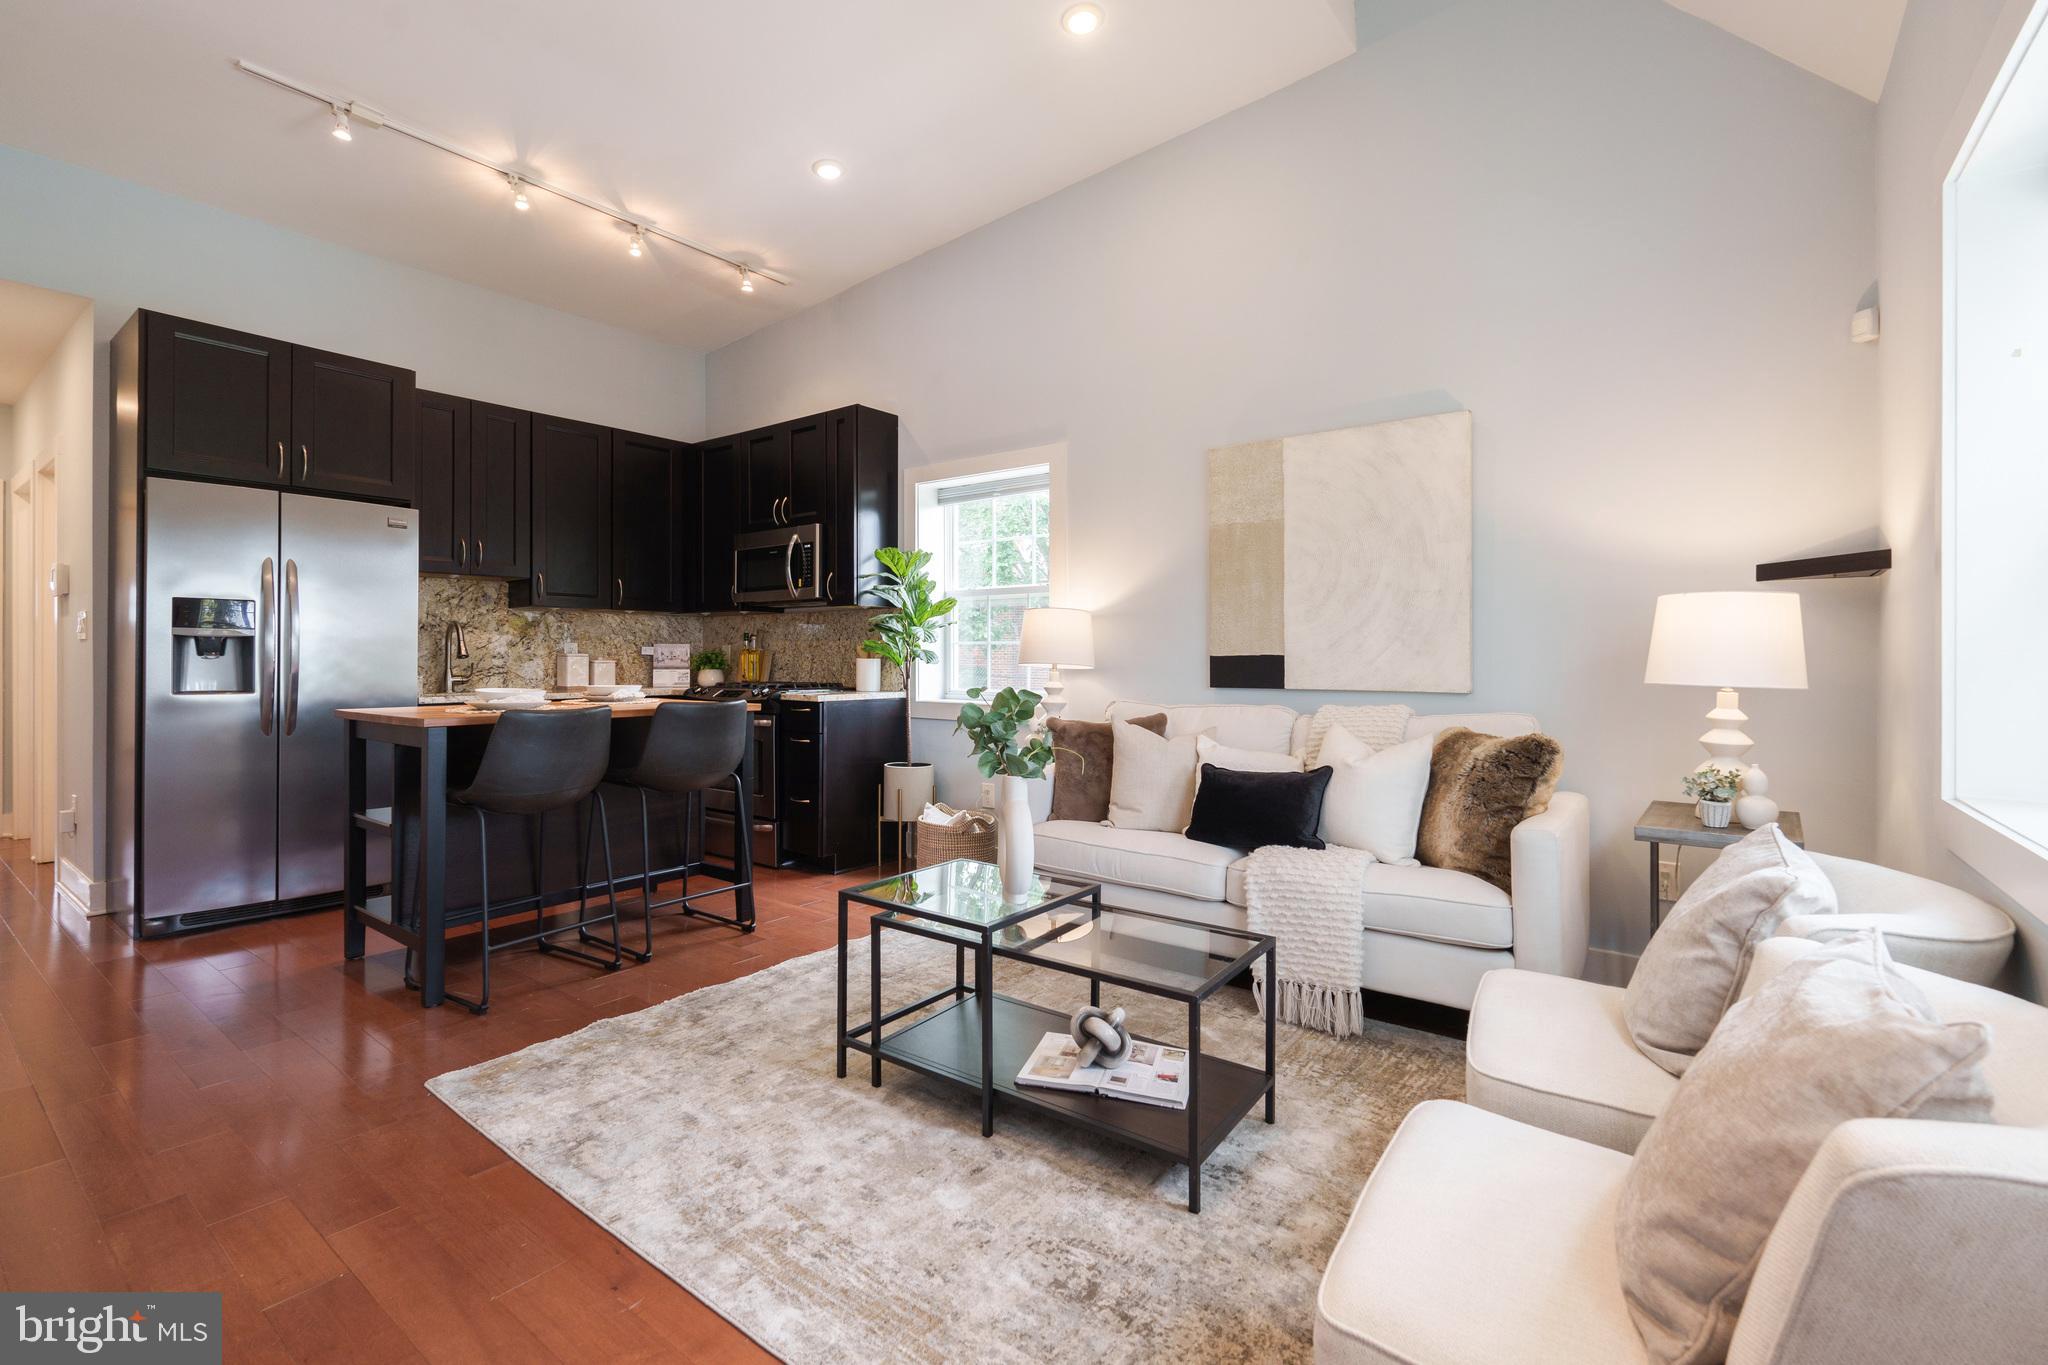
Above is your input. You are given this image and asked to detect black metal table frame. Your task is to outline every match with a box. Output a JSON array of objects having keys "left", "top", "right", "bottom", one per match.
[
  {"left": 342, "top": 716, "right": 748, "bottom": 1008},
  {"left": 837, "top": 878, "right": 1278, "bottom": 1213}
]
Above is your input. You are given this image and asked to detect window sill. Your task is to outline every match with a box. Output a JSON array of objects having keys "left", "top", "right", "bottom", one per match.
[
  {"left": 1940, "top": 797, "right": 2048, "bottom": 914},
  {"left": 912, "top": 698, "right": 968, "bottom": 723}
]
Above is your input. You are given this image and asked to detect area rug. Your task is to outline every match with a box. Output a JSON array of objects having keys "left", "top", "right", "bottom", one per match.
[{"left": 427, "top": 935, "right": 1464, "bottom": 1363}]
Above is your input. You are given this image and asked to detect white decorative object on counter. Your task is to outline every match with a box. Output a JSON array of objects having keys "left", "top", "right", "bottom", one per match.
[
  {"left": 555, "top": 639, "right": 591, "bottom": 688},
  {"left": 854, "top": 657, "right": 883, "bottom": 692},
  {"left": 996, "top": 774, "right": 1035, "bottom": 901},
  {"left": 1734, "top": 764, "right": 1780, "bottom": 829},
  {"left": 591, "top": 657, "right": 618, "bottom": 686},
  {"left": 697, "top": 668, "right": 725, "bottom": 686}
]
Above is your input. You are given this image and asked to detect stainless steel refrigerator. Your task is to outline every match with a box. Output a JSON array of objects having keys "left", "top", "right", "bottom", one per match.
[{"left": 120, "top": 476, "right": 416, "bottom": 933}]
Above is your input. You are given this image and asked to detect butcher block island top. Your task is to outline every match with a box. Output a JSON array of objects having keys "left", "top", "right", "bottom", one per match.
[{"left": 335, "top": 698, "right": 761, "bottom": 727}]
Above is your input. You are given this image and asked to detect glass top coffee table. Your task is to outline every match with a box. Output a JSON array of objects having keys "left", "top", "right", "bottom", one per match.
[{"left": 836, "top": 858, "right": 1275, "bottom": 1212}]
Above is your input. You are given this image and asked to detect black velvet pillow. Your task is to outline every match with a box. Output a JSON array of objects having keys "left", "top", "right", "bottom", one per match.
[{"left": 1184, "top": 764, "right": 1333, "bottom": 851}]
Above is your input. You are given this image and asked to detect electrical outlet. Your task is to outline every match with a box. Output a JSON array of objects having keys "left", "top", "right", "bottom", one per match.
[
  {"left": 979, "top": 780, "right": 996, "bottom": 810},
  {"left": 1658, "top": 855, "right": 1679, "bottom": 901},
  {"left": 74, "top": 609, "right": 88, "bottom": 641}
]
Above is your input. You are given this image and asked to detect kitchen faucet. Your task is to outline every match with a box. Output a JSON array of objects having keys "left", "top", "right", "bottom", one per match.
[{"left": 443, "top": 621, "right": 472, "bottom": 695}]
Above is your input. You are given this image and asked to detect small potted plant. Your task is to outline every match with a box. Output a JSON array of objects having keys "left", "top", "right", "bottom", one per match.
[
  {"left": 955, "top": 685, "right": 1070, "bottom": 900},
  {"left": 1682, "top": 765, "right": 1743, "bottom": 829},
  {"left": 692, "top": 648, "right": 728, "bottom": 687}
]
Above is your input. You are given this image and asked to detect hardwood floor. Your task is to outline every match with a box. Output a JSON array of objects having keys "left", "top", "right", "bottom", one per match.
[{"left": 0, "top": 837, "right": 884, "bottom": 1362}]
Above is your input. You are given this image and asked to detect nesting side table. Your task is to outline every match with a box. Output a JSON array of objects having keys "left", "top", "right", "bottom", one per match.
[{"left": 1632, "top": 801, "right": 1804, "bottom": 932}]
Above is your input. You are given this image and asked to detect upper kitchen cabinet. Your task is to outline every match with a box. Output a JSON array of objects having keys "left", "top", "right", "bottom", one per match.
[
  {"left": 739, "top": 425, "right": 791, "bottom": 531},
  {"left": 290, "top": 346, "right": 417, "bottom": 503},
  {"left": 611, "top": 429, "right": 685, "bottom": 611},
  {"left": 415, "top": 390, "right": 470, "bottom": 574},
  {"left": 698, "top": 435, "right": 740, "bottom": 610},
  {"left": 141, "top": 312, "right": 292, "bottom": 487},
  {"left": 513, "top": 413, "right": 611, "bottom": 609},
  {"left": 822, "top": 405, "right": 898, "bottom": 606},
  {"left": 468, "top": 402, "right": 531, "bottom": 579},
  {"left": 784, "top": 412, "right": 835, "bottom": 525}
]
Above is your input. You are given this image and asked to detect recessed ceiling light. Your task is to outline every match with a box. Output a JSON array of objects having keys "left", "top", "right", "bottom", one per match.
[
  {"left": 811, "top": 158, "right": 845, "bottom": 182},
  {"left": 330, "top": 104, "right": 352, "bottom": 141},
  {"left": 1061, "top": 3, "right": 1104, "bottom": 36}
]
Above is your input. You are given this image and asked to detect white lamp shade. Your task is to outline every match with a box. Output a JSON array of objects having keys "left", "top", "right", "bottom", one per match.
[
  {"left": 1019, "top": 607, "right": 1094, "bottom": 669},
  {"left": 1644, "top": 592, "right": 1807, "bottom": 689}
]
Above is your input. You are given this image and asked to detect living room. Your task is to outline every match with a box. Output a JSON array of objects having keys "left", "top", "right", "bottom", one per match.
[{"left": 1, "top": 0, "right": 2044, "bottom": 1361}]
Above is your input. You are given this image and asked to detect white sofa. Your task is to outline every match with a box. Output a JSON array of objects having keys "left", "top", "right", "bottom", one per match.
[
  {"left": 1029, "top": 701, "right": 1590, "bottom": 1009},
  {"left": 1316, "top": 936, "right": 2048, "bottom": 1365},
  {"left": 1466, "top": 856, "right": 2019, "bottom": 1154}
]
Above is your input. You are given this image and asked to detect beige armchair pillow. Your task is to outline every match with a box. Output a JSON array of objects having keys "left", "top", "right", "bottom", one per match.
[
  {"left": 1623, "top": 823, "right": 1835, "bottom": 1076},
  {"left": 1107, "top": 721, "right": 1211, "bottom": 832},
  {"left": 1617, "top": 931, "right": 1992, "bottom": 1365}
]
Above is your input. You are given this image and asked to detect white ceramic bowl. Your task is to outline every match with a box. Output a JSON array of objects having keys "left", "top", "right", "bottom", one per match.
[
  {"left": 578, "top": 684, "right": 643, "bottom": 698},
  {"left": 473, "top": 687, "right": 544, "bottom": 701}
]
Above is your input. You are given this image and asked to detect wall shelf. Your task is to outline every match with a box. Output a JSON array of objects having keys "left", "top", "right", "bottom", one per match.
[{"left": 1755, "top": 549, "right": 1891, "bottom": 581}]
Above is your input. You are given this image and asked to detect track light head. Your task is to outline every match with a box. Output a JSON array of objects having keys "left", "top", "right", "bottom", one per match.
[
  {"left": 507, "top": 174, "right": 529, "bottom": 211},
  {"left": 330, "top": 104, "right": 352, "bottom": 142},
  {"left": 738, "top": 265, "right": 755, "bottom": 293},
  {"left": 628, "top": 227, "right": 645, "bottom": 258}
]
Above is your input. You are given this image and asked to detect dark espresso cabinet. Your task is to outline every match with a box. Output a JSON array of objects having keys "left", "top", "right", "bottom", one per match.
[
  {"left": 697, "top": 436, "right": 740, "bottom": 610},
  {"left": 515, "top": 414, "right": 612, "bottom": 609},
  {"left": 820, "top": 405, "right": 897, "bottom": 606},
  {"left": 415, "top": 390, "right": 469, "bottom": 573},
  {"left": 777, "top": 697, "right": 906, "bottom": 871},
  {"left": 139, "top": 312, "right": 415, "bottom": 503},
  {"left": 737, "top": 412, "right": 839, "bottom": 532},
  {"left": 415, "top": 394, "right": 531, "bottom": 578},
  {"left": 738, "top": 425, "right": 791, "bottom": 532},
  {"left": 611, "top": 429, "right": 684, "bottom": 611}
]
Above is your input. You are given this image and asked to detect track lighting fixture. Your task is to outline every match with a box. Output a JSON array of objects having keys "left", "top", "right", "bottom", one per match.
[{"left": 235, "top": 59, "right": 788, "bottom": 290}]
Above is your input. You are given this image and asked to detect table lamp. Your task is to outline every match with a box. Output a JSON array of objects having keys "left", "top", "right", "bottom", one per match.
[
  {"left": 1644, "top": 592, "right": 1807, "bottom": 823},
  {"left": 1019, "top": 608, "right": 1094, "bottom": 715}
]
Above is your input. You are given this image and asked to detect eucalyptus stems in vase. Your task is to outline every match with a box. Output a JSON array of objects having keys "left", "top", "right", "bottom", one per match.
[{"left": 955, "top": 685, "right": 1066, "bottom": 899}]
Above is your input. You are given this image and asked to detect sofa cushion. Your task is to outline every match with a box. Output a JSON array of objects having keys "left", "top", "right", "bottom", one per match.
[
  {"left": 1106, "top": 722, "right": 1209, "bottom": 832},
  {"left": 1225, "top": 857, "right": 1510, "bottom": 949},
  {"left": 1034, "top": 821, "right": 1244, "bottom": 901},
  {"left": 1623, "top": 823, "right": 1835, "bottom": 1077},
  {"left": 1466, "top": 969, "right": 1678, "bottom": 1154},
  {"left": 1047, "top": 712, "right": 1165, "bottom": 823},
  {"left": 1106, "top": 699, "right": 1299, "bottom": 755},
  {"left": 1317, "top": 1100, "right": 1646, "bottom": 1365},
  {"left": 1318, "top": 727, "right": 1433, "bottom": 864},
  {"left": 1618, "top": 932, "right": 1993, "bottom": 1365},
  {"left": 1417, "top": 727, "right": 1564, "bottom": 893},
  {"left": 1185, "top": 764, "right": 1331, "bottom": 852}
]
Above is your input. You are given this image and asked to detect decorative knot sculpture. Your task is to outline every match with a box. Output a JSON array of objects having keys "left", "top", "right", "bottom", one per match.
[{"left": 1069, "top": 1004, "right": 1131, "bottom": 1069}]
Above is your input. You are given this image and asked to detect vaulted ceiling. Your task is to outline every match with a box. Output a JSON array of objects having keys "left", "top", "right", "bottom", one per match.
[{"left": 1666, "top": 0, "right": 1910, "bottom": 101}]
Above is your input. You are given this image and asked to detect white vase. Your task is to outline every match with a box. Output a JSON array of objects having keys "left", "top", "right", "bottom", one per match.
[
  {"left": 854, "top": 657, "right": 882, "bottom": 692},
  {"left": 696, "top": 668, "right": 724, "bottom": 686},
  {"left": 1735, "top": 765, "right": 1780, "bottom": 829},
  {"left": 996, "top": 775, "right": 1036, "bottom": 901}
]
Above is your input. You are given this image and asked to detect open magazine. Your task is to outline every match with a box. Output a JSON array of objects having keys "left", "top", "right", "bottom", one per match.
[{"left": 1016, "top": 1033, "right": 1191, "bottom": 1109}]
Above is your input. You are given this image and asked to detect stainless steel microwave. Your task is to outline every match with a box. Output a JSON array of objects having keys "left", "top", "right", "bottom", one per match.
[{"left": 732, "top": 523, "right": 826, "bottom": 605}]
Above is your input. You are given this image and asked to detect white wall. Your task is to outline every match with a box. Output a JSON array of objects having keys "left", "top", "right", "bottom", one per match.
[
  {"left": 0, "top": 143, "right": 707, "bottom": 904},
  {"left": 705, "top": 0, "right": 1883, "bottom": 961},
  {"left": 0, "top": 401, "right": 12, "bottom": 827},
  {"left": 1875, "top": 0, "right": 2048, "bottom": 995}
]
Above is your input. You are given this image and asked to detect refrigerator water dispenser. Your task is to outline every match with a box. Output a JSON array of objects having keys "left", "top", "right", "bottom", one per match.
[{"left": 170, "top": 596, "right": 256, "bottom": 694}]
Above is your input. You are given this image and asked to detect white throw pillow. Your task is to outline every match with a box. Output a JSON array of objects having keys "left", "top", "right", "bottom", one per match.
[
  {"left": 1107, "top": 722, "right": 1211, "bottom": 832},
  {"left": 1622, "top": 823, "right": 1836, "bottom": 1077},
  {"left": 1315, "top": 727, "right": 1432, "bottom": 864},
  {"left": 1195, "top": 735, "right": 1303, "bottom": 786}
]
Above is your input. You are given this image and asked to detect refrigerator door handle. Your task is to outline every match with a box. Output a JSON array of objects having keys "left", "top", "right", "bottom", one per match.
[
  {"left": 259, "top": 557, "right": 277, "bottom": 736},
  {"left": 283, "top": 558, "right": 302, "bottom": 736}
]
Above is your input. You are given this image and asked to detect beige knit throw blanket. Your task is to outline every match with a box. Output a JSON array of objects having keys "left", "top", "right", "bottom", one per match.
[{"left": 1244, "top": 844, "right": 1377, "bottom": 1037}]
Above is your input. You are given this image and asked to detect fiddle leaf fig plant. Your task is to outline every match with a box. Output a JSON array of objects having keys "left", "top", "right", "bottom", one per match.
[
  {"left": 955, "top": 686, "right": 1068, "bottom": 780},
  {"left": 860, "top": 546, "right": 957, "bottom": 761}
]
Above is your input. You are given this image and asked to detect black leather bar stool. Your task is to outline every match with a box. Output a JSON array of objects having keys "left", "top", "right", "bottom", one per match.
[
  {"left": 435, "top": 706, "right": 625, "bottom": 1014},
  {"left": 587, "top": 699, "right": 756, "bottom": 962}
]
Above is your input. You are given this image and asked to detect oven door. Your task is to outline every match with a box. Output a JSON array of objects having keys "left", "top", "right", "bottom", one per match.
[{"left": 733, "top": 525, "right": 824, "bottom": 604}]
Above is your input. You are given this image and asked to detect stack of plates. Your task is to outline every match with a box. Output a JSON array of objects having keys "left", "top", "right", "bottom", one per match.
[
  {"left": 471, "top": 688, "right": 548, "bottom": 711},
  {"left": 577, "top": 684, "right": 645, "bottom": 699}
]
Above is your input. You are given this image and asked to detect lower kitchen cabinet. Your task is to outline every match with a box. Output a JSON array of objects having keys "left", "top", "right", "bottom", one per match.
[{"left": 777, "top": 697, "right": 907, "bottom": 872}]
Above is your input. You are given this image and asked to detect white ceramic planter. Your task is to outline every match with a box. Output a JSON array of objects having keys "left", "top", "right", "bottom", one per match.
[
  {"left": 854, "top": 658, "right": 883, "bottom": 692},
  {"left": 996, "top": 775, "right": 1036, "bottom": 900},
  {"left": 696, "top": 668, "right": 725, "bottom": 686},
  {"left": 881, "top": 761, "right": 936, "bottom": 824},
  {"left": 1699, "top": 800, "right": 1733, "bottom": 830}
]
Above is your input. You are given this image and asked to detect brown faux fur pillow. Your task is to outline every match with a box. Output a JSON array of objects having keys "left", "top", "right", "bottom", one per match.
[
  {"left": 1417, "top": 727, "right": 1564, "bottom": 893},
  {"left": 1048, "top": 713, "right": 1167, "bottom": 822}
]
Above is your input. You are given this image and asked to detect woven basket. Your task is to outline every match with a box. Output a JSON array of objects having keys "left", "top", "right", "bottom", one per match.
[{"left": 915, "top": 805, "right": 998, "bottom": 868}]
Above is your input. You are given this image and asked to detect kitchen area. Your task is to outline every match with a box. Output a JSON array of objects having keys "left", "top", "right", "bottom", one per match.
[{"left": 109, "top": 309, "right": 911, "bottom": 1006}]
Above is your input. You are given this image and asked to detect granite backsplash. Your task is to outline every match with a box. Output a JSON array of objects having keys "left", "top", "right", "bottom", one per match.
[{"left": 418, "top": 576, "right": 903, "bottom": 695}]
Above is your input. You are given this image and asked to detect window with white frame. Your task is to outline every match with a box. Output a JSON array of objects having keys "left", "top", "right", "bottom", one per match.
[{"left": 919, "top": 467, "right": 1052, "bottom": 701}]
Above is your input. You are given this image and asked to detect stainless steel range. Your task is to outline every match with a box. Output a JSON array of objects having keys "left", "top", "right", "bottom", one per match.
[{"left": 674, "top": 680, "right": 840, "bottom": 869}]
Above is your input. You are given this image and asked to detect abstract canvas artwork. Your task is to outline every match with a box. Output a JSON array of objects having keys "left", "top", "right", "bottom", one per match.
[{"left": 1208, "top": 411, "right": 1472, "bottom": 693}]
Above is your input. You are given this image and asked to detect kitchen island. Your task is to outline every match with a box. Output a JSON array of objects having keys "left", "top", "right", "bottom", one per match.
[{"left": 338, "top": 699, "right": 756, "bottom": 1007}]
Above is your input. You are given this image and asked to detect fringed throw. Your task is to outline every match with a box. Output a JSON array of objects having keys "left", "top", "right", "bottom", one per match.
[{"left": 1243, "top": 843, "right": 1377, "bottom": 1038}]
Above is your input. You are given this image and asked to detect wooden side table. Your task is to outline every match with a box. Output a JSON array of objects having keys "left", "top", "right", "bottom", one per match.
[{"left": 1633, "top": 801, "right": 1804, "bottom": 932}]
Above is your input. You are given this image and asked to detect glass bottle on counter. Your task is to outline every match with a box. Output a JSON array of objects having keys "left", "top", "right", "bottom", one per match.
[{"left": 737, "top": 632, "right": 767, "bottom": 683}]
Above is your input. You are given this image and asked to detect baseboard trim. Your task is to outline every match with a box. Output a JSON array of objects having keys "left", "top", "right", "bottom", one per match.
[
  {"left": 56, "top": 857, "right": 111, "bottom": 917},
  {"left": 1584, "top": 947, "right": 1638, "bottom": 988}
]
